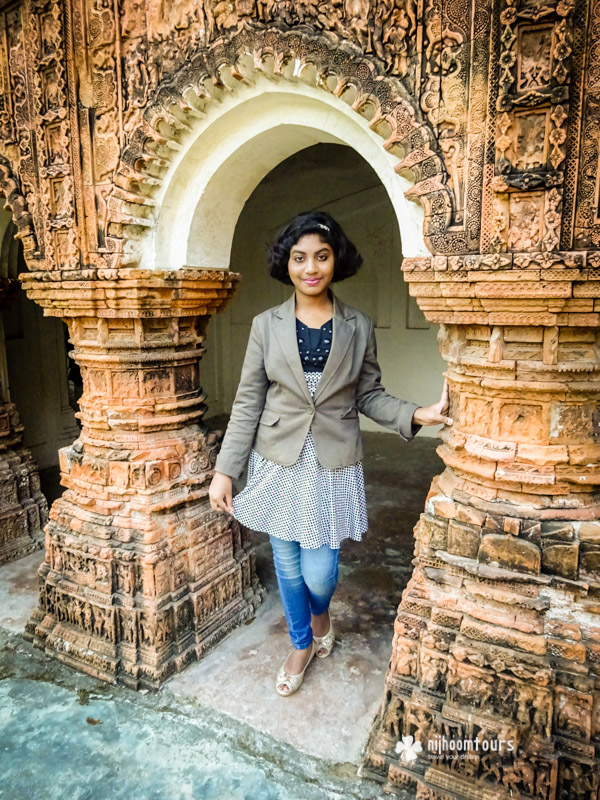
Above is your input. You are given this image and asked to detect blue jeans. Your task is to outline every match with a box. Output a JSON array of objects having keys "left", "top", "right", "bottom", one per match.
[{"left": 269, "top": 536, "right": 340, "bottom": 649}]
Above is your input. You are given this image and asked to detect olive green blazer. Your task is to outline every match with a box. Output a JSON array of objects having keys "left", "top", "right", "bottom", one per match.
[{"left": 214, "top": 292, "right": 420, "bottom": 479}]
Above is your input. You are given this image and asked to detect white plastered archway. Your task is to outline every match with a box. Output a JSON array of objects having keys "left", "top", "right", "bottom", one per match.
[{"left": 149, "top": 72, "right": 429, "bottom": 270}]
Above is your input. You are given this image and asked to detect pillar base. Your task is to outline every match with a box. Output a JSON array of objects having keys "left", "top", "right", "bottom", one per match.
[{"left": 24, "top": 491, "right": 265, "bottom": 689}]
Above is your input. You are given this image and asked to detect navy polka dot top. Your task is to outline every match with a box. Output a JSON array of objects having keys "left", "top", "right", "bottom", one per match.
[{"left": 296, "top": 318, "right": 333, "bottom": 372}]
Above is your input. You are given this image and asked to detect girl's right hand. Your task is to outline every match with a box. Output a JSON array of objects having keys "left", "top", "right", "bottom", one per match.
[{"left": 208, "top": 471, "right": 234, "bottom": 514}]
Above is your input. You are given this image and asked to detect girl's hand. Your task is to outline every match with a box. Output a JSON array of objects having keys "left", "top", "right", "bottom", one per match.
[
  {"left": 208, "top": 471, "right": 234, "bottom": 514},
  {"left": 412, "top": 379, "right": 453, "bottom": 427}
]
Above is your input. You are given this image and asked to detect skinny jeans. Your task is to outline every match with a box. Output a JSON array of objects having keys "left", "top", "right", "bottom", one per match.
[{"left": 269, "top": 535, "right": 339, "bottom": 649}]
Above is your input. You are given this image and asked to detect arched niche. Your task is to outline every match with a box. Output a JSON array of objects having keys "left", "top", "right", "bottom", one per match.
[{"left": 147, "top": 74, "right": 429, "bottom": 271}]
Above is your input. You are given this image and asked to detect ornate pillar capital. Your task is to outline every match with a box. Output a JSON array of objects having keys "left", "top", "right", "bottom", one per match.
[
  {"left": 21, "top": 267, "right": 240, "bottom": 318},
  {"left": 403, "top": 250, "right": 600, "bottom": 328}
]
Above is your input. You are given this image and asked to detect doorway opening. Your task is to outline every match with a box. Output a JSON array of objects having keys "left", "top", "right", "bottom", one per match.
[
  {"left": 175, "top": 142, "right": 446, "bottom": 759},
  {"left": 0, "top": 206, "right": 78, "bottom": 506}
]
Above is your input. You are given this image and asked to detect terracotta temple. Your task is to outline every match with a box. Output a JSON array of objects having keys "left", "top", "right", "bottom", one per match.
[{"left": 0, "top": 0, "right": 599, "bottom": 797}]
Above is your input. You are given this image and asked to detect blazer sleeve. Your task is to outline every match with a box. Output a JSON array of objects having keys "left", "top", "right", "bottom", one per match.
[
  {"left": 355, "top": 319, "right": 421, "bottom": 441},
  {"left": 214, "top": 316, "right": 269, "bottom": 479}
]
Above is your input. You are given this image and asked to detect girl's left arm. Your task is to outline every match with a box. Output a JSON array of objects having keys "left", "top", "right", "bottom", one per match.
[{"left": 355, "top": 320, "right": 452, "bottom": 437}]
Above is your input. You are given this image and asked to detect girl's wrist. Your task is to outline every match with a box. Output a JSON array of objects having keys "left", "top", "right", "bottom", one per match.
[
  {"left": 412, "top": 407, "right": 424, "bottom": 426},
  {"left": 214, "top": 470, "right": 233, "bottom": 481}
]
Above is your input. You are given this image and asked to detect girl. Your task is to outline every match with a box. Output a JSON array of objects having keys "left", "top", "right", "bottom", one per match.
[{"left": 208, "top": 211, "right": 451, "bottom": 697}]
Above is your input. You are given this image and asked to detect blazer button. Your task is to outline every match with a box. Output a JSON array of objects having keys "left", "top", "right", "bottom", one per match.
[{"left": 306, "top": 407, "right": 313, "bottom": 414}]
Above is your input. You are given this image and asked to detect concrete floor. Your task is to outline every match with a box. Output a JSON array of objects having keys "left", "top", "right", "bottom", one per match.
[{"left": 0, "top": 432, "right": 443, "bottom": 800}]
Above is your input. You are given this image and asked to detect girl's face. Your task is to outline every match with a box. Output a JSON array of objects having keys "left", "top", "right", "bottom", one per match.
[{"left": 287, "top": 233, "right": 335, "bottom": 299}]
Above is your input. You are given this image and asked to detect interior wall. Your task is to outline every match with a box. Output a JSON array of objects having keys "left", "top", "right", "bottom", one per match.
[
  {"left": 202, "top": 143, "right": 445, "bottom": 436},
  {"left": 2, "top": 241, "right": 78, "bottom": 469}
]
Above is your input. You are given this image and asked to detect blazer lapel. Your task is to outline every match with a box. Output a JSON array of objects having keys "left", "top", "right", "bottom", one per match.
[
  {"left": 312, "top": 293, "right": 356, "bottom": 403},
  {"left": 273, "top": 293, "right": 313, "bottom": 404}
]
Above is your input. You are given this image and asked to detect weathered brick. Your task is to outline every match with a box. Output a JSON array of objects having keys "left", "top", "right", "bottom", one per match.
[
  {"left": 521, "top": 520, "right": 542, "bottom": 545},
  {"left": 503, "top": 517, "right": 521, "bottom": 536},
  {"left": 432, "top": 498, "right": 458, "bottom": 520},
  {"left": 394, "top": 613, "right": 428, "bottom": 640},
  {"left": 401, "top": 596, "right": 433, "bottom": 618},
  {"left": 478, "top": 534, "right": 541, "bottom": 575},
  {"left": 579, "top": 546, "right": 600, "bottom": 581},
  {"left": 550, "top": 403, "right": 600, "bottom": 444},
  {"left": 541, "top": 521, "right": 575, "bottom": 541},
  {"left": 541, "top": 543, "right": 579, "bottom": 581},
  {"left": 504, "top": 327, "right": 544, "bottom": 342},
  {"left": 544, "top": 619, "right": 581, "bottom": 641},
  {"left": 416, "top": 514, "right": 449, "bottom": 551},
  {"left": 461, "top": 600, "right": 543, "bottom": 634},
  {"left": 460, "top": 617, "right": 547, "bottom": 655},
  {"left": 568, "top": 444, "right": 600, "bottom": 466},
  {"left": 455, "top": 503, "right": 487, "bottom": 527},
  {"left": 579, "top": 521, "right": 600, "bottom": 543},
  {"left": 585, "top": 642, "right": 600, "bottom": 665},
  {"left": 448, "top": 520, "right": 481, "bottom": 559},
  {"left": 547, "top": 638, "right": 587, "bottom": 663},
  {"left": 431, "top": 608, "right": 463, "bottom": 629},
  {"left": 517, "top": 443, "right": 569, "bottom": 466},
  {"left": 483, "top": 514, "right": 503, "bottom": 532},
  {"left": 581, "top": 625, "right": 600, "bottom": 644}
]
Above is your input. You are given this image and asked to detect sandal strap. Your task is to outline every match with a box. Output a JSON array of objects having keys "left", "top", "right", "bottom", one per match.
[
  {"left": 276, "top": 668, "right": 305, "bottom": 693},
  {"left": 275, "top": 643, "right": 315, "bottom": 695},
  {"left": 313, "top": 630, "right": 334, "bottom": 647},
  {"left": 313, "top": 620, "right": 335, "bottom": 657}
]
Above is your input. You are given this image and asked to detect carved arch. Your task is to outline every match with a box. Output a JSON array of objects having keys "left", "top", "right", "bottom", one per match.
[{"left": 108, "top": 25, "right": 454, "bottom": 266}]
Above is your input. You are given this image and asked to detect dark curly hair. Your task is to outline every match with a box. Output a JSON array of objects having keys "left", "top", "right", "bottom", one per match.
[{"left": 268, "top": 211, "right": 363, "bottom": 285}]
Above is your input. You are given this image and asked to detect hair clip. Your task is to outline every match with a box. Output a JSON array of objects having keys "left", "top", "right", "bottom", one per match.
[{"left": 317, "top": 223, "right": 330, "bottom": 232}]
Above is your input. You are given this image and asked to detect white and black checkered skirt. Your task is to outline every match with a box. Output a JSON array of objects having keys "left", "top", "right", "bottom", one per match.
[{"left": 232, "top": 370, "right": 368, "bottom": 549}]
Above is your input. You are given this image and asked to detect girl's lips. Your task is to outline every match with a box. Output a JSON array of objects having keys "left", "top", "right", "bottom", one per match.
[{"left": 304, "top": 278, "right": 321, "bottom": 285}]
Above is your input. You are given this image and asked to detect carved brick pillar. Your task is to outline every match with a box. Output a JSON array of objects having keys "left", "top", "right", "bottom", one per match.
[
  {"left": 363, "top": 252, "right": 600, "bottom": 799},
  {"left": 0, "top": 277, "right": 48, "bottom": 564},
  {"left": 21, "top": 268, "right": 265, "bottom": 689}
]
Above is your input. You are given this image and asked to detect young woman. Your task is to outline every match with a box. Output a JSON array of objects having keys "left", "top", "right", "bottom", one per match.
[{"left": 208, "top": 211, "right": 451, "bottom": 697}]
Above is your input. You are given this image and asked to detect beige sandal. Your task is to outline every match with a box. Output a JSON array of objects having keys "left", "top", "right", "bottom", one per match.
[
  {"left": 313, "top": 619, "right": 335, "bottom": 658},
  {"left": 275, "top": 641, "right": 316, "bottom": 697}
]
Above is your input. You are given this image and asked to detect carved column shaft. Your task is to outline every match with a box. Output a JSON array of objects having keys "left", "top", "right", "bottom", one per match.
[
  {"left": 363, "top": 253, "right": 600, "bottom": 799},
  {"left": 22, "top": 268, "right": 265, "bottom": 688}
]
